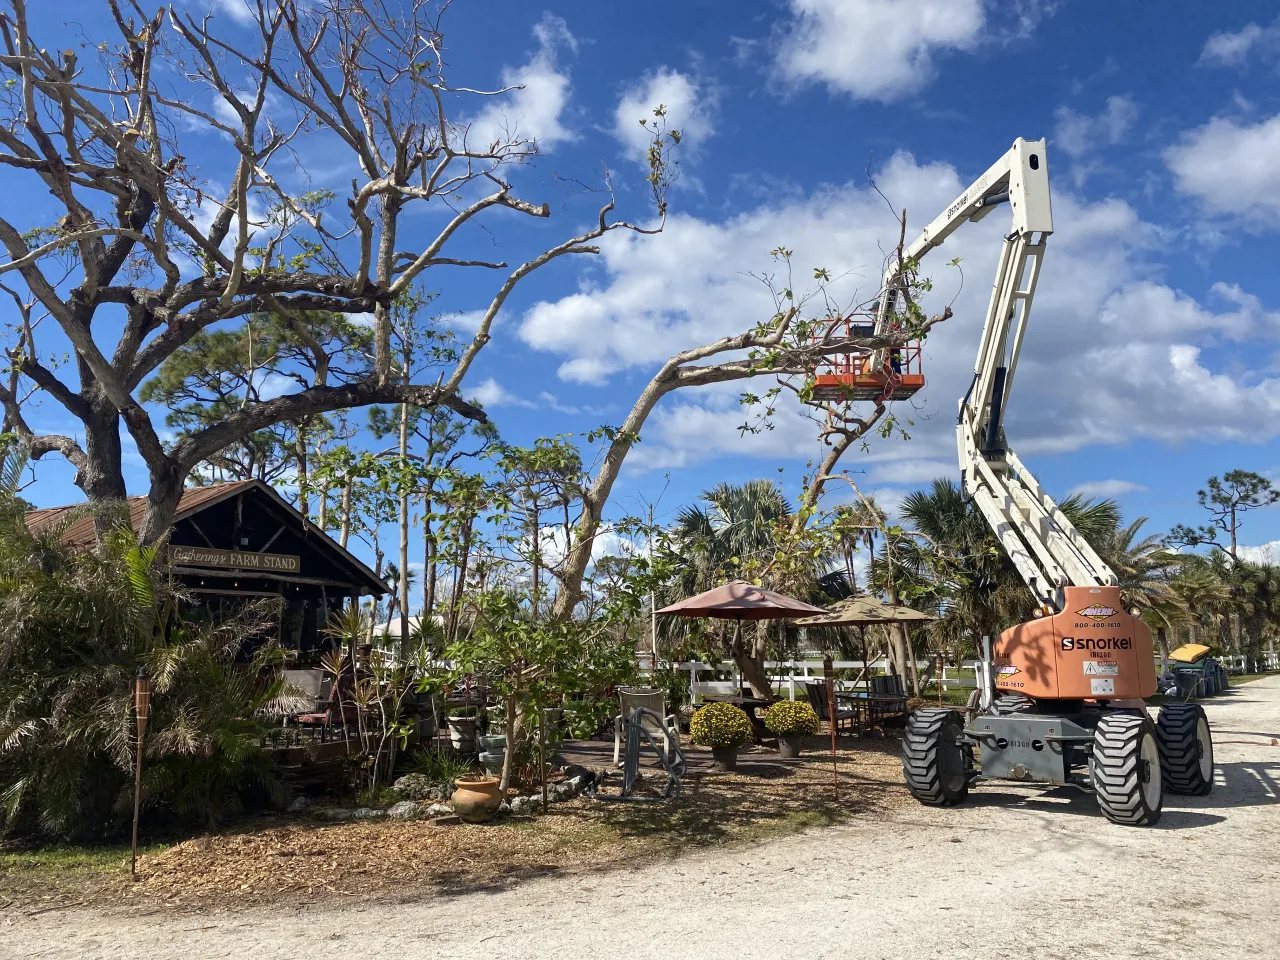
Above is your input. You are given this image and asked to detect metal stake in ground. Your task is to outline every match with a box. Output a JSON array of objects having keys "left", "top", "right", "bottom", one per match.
[
  {"left": 131, "top": 669, "right": 151, "bottom": 879},
  {"left": 824, "top": 655, "right": 838, "bottom": 800}
]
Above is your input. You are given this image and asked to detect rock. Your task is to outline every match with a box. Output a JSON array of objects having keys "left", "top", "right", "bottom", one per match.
[
  {"left": 425, "top": 803, "right": 453, "bottom": 818},
  {"left": 563, "top": 775, "right": 584, "bottom": 792},
  {"left": 509, "top": 795, "right": 542, "bottom": 816},
  {"left": 429, "top": 814, "right": 462, "bottom": 827},
  {"left": 497, "top": 800, "right": 510, "bottom": 814},
  {"left": 287, "top": 796, "right": 310, "bottom": 814},
  {"left": 352, "top": 807, "right": 386, "bottom": 820},
  {"left": 391, "top": 773, "right": 435, "bottom": 801},
  {"left": 560, "top": 763, "right": 593, "bottom": 784},
  {"left": 551, "top": 783, "right": 574, "bottom": 802},
  {"left": 317, "top": 807, "right": 355, "bottom": 821},
  {"left": 388, "top": 800, "right": 423, "bottom": 820}
]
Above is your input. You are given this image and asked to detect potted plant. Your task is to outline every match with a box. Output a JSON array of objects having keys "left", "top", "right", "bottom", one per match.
[
  {"left": 478, "top": 725, "right": 507, "bottom": 776},
  {"left": 689, "top": 701, "right": 754, "bottom": 772},
  {"left": 450, "top": 775, "right": 504, "bottom": 823},
  {"left": 763, "top": 700, "right": 820, "bottom": 759},
  {"left": 447, "top": 707, "right": 477, "bottom": 753}
]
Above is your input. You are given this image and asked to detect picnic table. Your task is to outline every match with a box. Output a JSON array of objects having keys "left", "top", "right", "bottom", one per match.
[{"left": 699, "top": 694, "right": 772, "bottom": 742}]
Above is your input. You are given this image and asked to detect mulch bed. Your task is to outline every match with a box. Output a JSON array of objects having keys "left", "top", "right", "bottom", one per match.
[{"left": 8, "top": 736, "right": 912, "bottom": 910}]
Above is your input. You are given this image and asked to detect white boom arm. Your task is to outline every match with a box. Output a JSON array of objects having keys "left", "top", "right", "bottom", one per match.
[
  {"left": 879, "top": 138, "right": 1115, "bottom": 610},
  {"left": 946, "top": 138, "right": 1115, "bottom": 611}
]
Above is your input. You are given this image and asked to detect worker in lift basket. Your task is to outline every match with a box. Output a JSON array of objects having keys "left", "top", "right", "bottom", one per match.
[{"left": 889, "top": 347, "right": 903, "bottom": 374}]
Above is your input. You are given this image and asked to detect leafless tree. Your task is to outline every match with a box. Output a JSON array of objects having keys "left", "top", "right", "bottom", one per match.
[{"left": 0, "top": 0, "right": 676, "bottom": 541}]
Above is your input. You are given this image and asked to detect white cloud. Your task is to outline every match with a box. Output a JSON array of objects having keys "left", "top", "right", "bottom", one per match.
[
  {"left": 212, "top": 0, "right": 255, "bottom": 25},
  {"left": 613, "top": 68, "right": 715, "bottom": 163},
  {"left": 1164, "top": 113, "right": 1280, "bottom": 224},
  {"left": 468, "top": 14, "right": 577, "bottom": 151},
  {"left": 1068, "top": 479, "right": 1149, "bottom": 499},
  {"left": 468, "top": 377, "right": 534, "bottom": 409},
  {"left": 1238, "top": 540, "right": 1280, "bottom": 564},
  {"left": 519, "top": 152, "right": 1280, "bottom": 484},
  {"left": 1053, "top": 95, "right": 1139, "bottom": 160},
  {"left": 1200, "top": 17, "right": 1280, "bottom": 67},
  {"left": 774, "top": 0, "right": 985, "bottom": 102}
]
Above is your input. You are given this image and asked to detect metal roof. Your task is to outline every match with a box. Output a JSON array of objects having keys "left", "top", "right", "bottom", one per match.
[{"left": 25, "top": 478, "right": 386, "bottom": 594}]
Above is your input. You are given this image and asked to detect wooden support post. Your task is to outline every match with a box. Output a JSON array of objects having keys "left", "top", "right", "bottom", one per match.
[{"left": 131, "top": 671, "right": 151, "bottom": 879}]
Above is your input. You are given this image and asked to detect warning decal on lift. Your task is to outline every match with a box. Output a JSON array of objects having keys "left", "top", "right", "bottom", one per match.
[
  {"left": 1083, "top": 661, "right": 1120, "bottom": 677},
  {"left": 1090, "top": 678, "right": 1116, "bottom": 696}
]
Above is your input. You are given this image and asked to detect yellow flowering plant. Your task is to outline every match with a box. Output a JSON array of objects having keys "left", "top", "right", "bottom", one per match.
[
  {"left": 689, "top": 701, "right": 754, "bottom": 748},
  {"left": 763, "top": 700, "right": 820, "bottom": 736}
]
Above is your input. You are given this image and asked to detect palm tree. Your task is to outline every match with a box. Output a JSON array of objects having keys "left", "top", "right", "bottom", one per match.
[
  {"left": 897, "top": 479, "right": 1031, "bottom": 656},
  {"left": 1095, "top": 516, "right": 1184, "bottom": 614},
  {"left": 1170, "top": 560, "right": 1231, "bottom": 649}
]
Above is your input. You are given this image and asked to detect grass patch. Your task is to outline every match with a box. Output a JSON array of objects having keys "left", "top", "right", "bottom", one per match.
[
  {"left": 0, "top": 842, "right": 168, "bottom": 908},
  {"left": 1230, "top": 672, "right": 1278, "bottom": 686}
]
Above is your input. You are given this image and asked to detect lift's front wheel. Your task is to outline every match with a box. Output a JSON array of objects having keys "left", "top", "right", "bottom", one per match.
[
  {"left": 1157, "top": 702, "right": 1214, "bottom": 796},
  {"left": 902, "top": 708, "right": 970, "bottom": 806},
  {"left": 1090, "top": 713, "right": 1163, "bottom": 826}
]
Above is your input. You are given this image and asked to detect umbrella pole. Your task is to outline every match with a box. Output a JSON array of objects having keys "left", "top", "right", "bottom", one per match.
[
  {"left": 860, "top": 626, "right": 870, "bottom": 739},
  {"left": 734, "top": 619, "right": 743, "bottom": 696},
  {"left": 824, "top": 655, "right": 838, "bottom": 800}
]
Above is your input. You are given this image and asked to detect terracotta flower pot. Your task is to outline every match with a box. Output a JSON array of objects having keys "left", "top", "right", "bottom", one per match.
[
  {"left": 451, "top": 776, "right": 503, "bottom": 823},
  {"left": 777, "top": 734, "right": 803, "bottom": 759},
  {"left": 710, "top": 746, "right": 738, "bottom": 772}
]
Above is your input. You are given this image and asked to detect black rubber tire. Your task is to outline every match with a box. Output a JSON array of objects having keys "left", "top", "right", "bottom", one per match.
[
  {"left": 902, "top": 708, "right": 970, "bottom": 806},
  {"left": 1157, "top": 702, "right": 1214, "bottom": 796},
  {"left": 995, "top": 694, "right": 1035, "bottom": 715},
  {"left": 1090, "top": 713, "right": 1163, "bottom": 826}
]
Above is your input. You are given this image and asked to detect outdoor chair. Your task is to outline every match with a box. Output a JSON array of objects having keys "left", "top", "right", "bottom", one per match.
[
  {"left": 866, "top": 675, "right": 908, "bottom": 729},
  {"left": 613, "top": 687, "right": 681, "bottom": 766},
  {"left": 289, "top": 671, "right": 336, "bottom": 741},
  {"left": 804, "top": 680, "right": 856, "bottom": 735}
]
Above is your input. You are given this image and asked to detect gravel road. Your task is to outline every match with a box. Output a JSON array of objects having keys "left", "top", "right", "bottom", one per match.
[{"left": 6, "top": 677, "right": 1279, "bottom": 960}]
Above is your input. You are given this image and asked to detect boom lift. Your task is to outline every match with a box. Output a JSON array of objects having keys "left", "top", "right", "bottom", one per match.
[{"left": 890, "top": 139, "right": 1214, "bottom": 826}]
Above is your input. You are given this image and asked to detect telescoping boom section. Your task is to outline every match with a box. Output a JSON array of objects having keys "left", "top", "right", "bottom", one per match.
[{"left": 951, "top": 139, "right": 1117, "bottom": 614}]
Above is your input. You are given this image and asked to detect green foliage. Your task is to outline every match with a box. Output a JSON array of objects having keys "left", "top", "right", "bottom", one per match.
[
  {"left": 763, "top": 700, "right": 819, "bottom": 736},
  {"left": 689, "top": 702, "right": 754, "bottom": 749},
  {"left": 1169, "top": 469, "right": 1279, "bottom": 557},
  {"left": 0, "top": 464, "right": 284, "bottom": 840},
  {"left": 400, "top": 749, "right": 475, "bottom": 786}
]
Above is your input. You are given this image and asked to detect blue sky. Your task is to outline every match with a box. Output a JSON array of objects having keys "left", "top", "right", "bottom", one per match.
[{"left": 14, "top": 0, "right": 1280, "bottom": 583}]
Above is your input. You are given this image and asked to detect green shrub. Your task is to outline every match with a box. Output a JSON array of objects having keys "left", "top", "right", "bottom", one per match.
[
  {"left": 689, "top": 702, "right": 754, "bottom": 749},
  {"left": 763, "top": 700, "right": 820, "bottom": 736},
  {"left": 0, "top": 448, "right": 285, "bottom": 841},
  {"left": 401, "top": 748, "right": 474, "bottom": 785}
]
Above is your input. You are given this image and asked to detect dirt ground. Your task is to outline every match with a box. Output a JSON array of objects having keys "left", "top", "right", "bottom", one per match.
[{"left": 4, "top": 678, "right": 1279, "bottom": 959}]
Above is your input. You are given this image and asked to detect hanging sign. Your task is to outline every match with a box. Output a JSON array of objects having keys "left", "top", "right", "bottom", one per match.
[{"left": 170, "top": 545, "right": 301, "bottom": 572}]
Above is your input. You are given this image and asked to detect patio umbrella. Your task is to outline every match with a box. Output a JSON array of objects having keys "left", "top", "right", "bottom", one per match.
[
  {"left": 793, "top": 595, "right": 937, "bottom": 692},
  {"left": 656, "top": 581, "right": 826, "bottom": 696},
  {"left": 655, "top": 580, "right": 826, "bottom": 620}
]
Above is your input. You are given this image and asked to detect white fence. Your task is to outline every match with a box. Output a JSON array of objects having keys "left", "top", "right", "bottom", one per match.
[{"left": 640, "top": 650, "right": 1280, "bottom": 702}]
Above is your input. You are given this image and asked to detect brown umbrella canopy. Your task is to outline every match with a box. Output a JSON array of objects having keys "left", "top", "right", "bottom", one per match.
[
  {"left": 655, "top": 580, "right": 826, "bottom": 621},
  {"left": 793, "top": 595, "right": 936, "bottom": 628}
]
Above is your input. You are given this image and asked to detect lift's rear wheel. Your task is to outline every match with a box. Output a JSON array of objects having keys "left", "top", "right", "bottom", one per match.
[
  {"left": 1157, "top": 703, "right": 1214, "bottom": 796},
  {"left": 1090, "top": 713, "right": 1163, "bottom": 826},
  {"left": 902, "top": 708, "right": 970, "bottom": 806}
]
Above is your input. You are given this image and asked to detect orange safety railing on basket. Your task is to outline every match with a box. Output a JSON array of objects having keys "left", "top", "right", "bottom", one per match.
[{"left": 809, "top": 317, "right": 925, "bottom": 404}]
